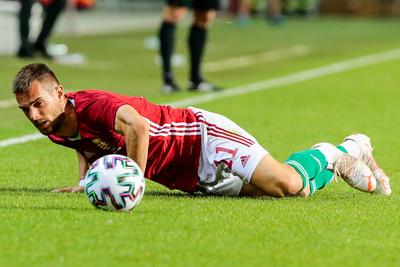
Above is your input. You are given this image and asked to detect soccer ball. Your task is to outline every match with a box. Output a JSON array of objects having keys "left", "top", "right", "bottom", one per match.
[{"left": 84, "top": 154, "right": 145, "bottom": 212}]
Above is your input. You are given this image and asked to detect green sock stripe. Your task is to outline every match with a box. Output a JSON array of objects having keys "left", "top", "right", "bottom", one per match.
[
  {"left": 309, "top": 180, "right": 317, "bottom": 195},
  {"left": 337, "top": 145, "right": 348, "bottom": 154},
  {"left": 310, "top": 154, "right": 322, "bottom": 173},
  {"left": 286, "top": 160, "right": 309, "bottom": 190},
  {"left": 308, "top": 149, "right": 329, "bottom": 170},
  {"left": 314, "top": 169, "right": 335, "bottom": 190},
  {"left": 286, "top": 160, "right": 310, "bottom": 180},
  {"left": 327, "top": 171, "right": 335, "bottom": 183}
]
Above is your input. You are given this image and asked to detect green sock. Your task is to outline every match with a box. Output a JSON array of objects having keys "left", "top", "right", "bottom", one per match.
[
  {"left": 337, "top": 145, "right": 348, "bottom": 153},
  {"left": 312, "top": 169, "right": 335, "bottom": 191},
  {"left": 285, "top": 149, "right": 328, "bottom": 192}
]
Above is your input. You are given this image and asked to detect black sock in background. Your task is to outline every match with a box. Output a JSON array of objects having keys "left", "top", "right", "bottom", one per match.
[
  {"left": 159, "top": 21, "right": 176, "bottom": 84},
  {"left": 35, "top": 0, "right": 66, "bottom": 47},
  {"left": 188, "top": 25, "right": 207, "bottom": 83}
]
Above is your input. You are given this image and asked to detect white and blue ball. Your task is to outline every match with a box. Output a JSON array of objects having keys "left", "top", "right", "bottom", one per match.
[{"left": 84, "top": 154, "right": 145, "bottom": 212}]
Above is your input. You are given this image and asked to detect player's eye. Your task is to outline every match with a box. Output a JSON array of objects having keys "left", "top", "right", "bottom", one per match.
[{"left": 33, "top": 101, "right": 43, "bottom": 108}]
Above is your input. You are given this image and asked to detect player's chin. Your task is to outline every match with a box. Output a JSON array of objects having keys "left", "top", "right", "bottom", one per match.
[{"left": 36, "top": 125, "right": 54, "bottom": 135}]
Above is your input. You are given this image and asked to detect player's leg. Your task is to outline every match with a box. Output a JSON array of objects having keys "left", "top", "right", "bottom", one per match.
[
  {"left": 337, "top": 134, "right": 391, "bottom": 195},
  {"left": 188, "top": 0, "right": 221, "bottom": 92},
  {"left": 249, "top": 154, "right": 305, "bottom": 197},
  {"left": 34, "top": 0, "right": 67, "bottom": 58},
  {"left": 250, "top": 146, "right": 337, "bottom": 197},
  {"left": 266, "top": 0, "right": 284, "bottom": 25},
  {"left": 17, "top": 0, "right": 34, "bottom": 58},
  {"left": 193, "top": 107, "right": 322, "bottom": 198},
  {"left": 240, "top": 183, "right": 267, "bottom": 197},
  {"left": 159, "top": 1, "right": 189, "bottom": 93}
]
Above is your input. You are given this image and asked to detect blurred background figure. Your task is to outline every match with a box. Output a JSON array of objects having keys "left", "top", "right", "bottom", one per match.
[
  {"left": 17, "top": 0, "right": 67, "bottom": 58},
  {"left": 228, "top": 0, "right": 251, "bottom": 25},
  {"left": 158, "top": 0, "right": 222, "bottom": 94},
  {"left": 229, "top": 0, "right": 284, "bottom": 25},
  {"left": 266, "top": 0, "right": 283, "bottom": 24},
  {"left": 281, "top": 0, "right": 314, "bottom": 16}
]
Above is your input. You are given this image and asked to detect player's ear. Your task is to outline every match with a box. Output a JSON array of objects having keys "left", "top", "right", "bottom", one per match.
[{"left": 55, "top": 84, "right": 64, "bottom": 98}]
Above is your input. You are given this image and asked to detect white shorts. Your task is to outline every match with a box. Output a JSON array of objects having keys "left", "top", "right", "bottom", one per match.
[{"left": 189, "top": 107, "right": 268, "bottom": 196}]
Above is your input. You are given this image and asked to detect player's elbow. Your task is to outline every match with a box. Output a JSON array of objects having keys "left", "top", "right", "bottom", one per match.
[
  {"left": 125, "top": 118, "right": 149, "bottom": 140},
  {"left": 135, "top": 118, "right": 150, "bottom": 135}
]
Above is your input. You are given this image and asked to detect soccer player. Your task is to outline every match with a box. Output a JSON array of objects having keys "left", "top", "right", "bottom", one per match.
[
  {"left": 12, "top": 63, "right": 391, "bottom": 197},
  {"left": 159, "top": 0, "right": 221, "bottom": 93}
]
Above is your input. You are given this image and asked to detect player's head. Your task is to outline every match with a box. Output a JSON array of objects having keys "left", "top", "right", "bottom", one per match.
[{"left": 13, "top": 63, "right": 67, "bottom": 135}]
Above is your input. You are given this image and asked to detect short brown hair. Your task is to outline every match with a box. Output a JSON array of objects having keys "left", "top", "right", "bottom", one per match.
[{"left": 12, "top": 63, "right": 60, "bottom": 94}]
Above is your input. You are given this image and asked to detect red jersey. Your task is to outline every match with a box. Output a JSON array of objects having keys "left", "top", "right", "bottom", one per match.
[{"left": 48, "top": 90, "right": 202, "bottom": 192}]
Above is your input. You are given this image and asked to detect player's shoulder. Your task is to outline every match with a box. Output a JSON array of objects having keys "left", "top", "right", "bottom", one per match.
[
  {"left": 67, "top": 89, "right": 125, "bottom": 106},
  {"left": 66, "top": 89, "right": 116, "bottom": 99}
]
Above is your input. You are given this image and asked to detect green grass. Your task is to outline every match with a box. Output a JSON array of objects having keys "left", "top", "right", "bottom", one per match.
[{"left": 1, "top": 17, "right": 400, "bottom": 267}]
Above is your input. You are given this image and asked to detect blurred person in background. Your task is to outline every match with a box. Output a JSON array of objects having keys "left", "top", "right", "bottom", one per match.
[
  {"left": 229, "top": 0, "right": 283, "bottom": 25},
  {"left": 17, "top": 0, "right": 67, "bottom": 58},
  {"left": 281, "top": 0, "right": 312, "bottom": 16},
  {"left": 265, "top": 0, "right": 283, "bottom": 24},
  {"left": 158, "top": 0, "right": 222, "bottom": 94}
]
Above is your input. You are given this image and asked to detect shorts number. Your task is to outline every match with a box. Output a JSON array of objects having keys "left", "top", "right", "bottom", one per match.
[{"left": 214, "top": 146, "right": 238, "bottom": 169}]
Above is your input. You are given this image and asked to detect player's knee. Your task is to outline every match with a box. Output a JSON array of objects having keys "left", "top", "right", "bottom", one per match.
[
  {"left": 164, "top": 6, "right": 187, "bottom": 23},
  {"left": 193, "top": 11, "right": 216, "bottom": 27},
  {"left": 277, "top": 172, "right": 303, "bottom": 196}
]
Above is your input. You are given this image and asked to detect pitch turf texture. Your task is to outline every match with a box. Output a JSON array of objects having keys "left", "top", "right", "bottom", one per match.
[{"left": 1, "top": 17, "right": 400, "bottom": 267}]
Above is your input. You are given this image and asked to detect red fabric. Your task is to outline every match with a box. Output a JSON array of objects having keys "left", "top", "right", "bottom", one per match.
[
  {"left": 72, "top": 0, "right": 96, "bottom": 9},
  {"left": 39, "top": 0, "right": 54, "bottom": 6},
  {"left": 39, "top": 0, "right": 96, "bottom": 9},
  {"left": 49, "top": 90, "right": 201, "bottom": 192}
]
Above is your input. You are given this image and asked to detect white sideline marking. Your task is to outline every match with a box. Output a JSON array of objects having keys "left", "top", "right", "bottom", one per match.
[
  {"left": 0, "top": 99, "right": 16, "bottom": 109},
  {"left": 1, "top": 47, "right": 400, "bottom": 148},
  {"left": 165, "top": 47, "right": 400, "bottom": 107},
  {"left": 0, "top": 133, "right": 44, "bottom": 148},
  {"left": 204, "top": 45, "right": 312, "bottom": 72}
]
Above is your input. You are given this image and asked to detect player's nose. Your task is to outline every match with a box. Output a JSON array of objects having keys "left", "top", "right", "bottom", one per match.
[{"left": 29, "top": 107, "right": 40, "bottom": 121}]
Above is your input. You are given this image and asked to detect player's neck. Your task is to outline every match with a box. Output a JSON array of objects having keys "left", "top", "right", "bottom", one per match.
[{"left": 53, "top": 99, "right": 78, "bottom": 138}]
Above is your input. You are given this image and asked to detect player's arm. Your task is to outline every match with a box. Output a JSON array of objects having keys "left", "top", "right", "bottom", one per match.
[
  {"left": 114, "top": 104, "right": 149, "bottom": 172},
  {"left": 77, "top": 150, "right": 90, "bottom": 184},
  {"left": 52, "top": 151, "right": 89, "bottom": 193}
]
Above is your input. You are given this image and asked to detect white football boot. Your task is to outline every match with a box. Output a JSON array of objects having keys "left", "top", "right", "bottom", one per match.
[
  {"left": 312, "top": 142, "right": 377, "bottom": 193},
  {"left": 343, "top": 134, "right": 391, "bottom": 196},
  {"left": 334, "top": 153, "right": 376, "bottom": 193}
]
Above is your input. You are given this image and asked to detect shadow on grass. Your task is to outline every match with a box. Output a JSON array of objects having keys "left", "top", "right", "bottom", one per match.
[
  {"left": 0, "top": 205, "right": 93, "bottom": 212},
  {"left": 145, "top": 190, "right": 276, "bottom": 200},
  {"left": 0, "top": 187, "right": 54, "bottom": 194},
  {"left": 1, "top": 187, "right": 362, "bottom": 202}
]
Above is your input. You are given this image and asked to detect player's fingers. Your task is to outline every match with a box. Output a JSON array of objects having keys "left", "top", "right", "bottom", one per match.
[
  {"left": 71, "top": 186, "right": 84, "bottom": 193},
  {"left": 51, "top": 187, "right": 69, "bottom": 193},
  {"left": 51, "top": 187, "right": 80, "bottom": 193}
]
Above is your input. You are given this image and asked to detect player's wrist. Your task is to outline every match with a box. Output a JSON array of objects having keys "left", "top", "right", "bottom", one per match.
[{"left": 78, "top": 177, "right": 86, "bottom": 187}]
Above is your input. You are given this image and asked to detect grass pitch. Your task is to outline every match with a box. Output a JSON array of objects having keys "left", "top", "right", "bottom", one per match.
[{"left": 1, "top": 17, "right": 400, "bottom": 267}]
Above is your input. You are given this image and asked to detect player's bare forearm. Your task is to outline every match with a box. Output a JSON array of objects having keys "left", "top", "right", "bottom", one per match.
[
  {"left": 77, "top": 150, "right": 90, "bottom": 179},
  {"left": 115, "top": 105, "right": 150, "bottom": 172},
  {"left": 125, "top": 125, "right": 149, "bottom": 172}
]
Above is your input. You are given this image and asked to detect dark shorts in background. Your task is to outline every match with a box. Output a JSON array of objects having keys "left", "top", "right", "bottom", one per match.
[{"left": 166, "top": 0, "right": 220, "bottom": 11}]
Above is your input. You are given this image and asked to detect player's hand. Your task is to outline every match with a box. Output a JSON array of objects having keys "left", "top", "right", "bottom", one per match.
[{"left": 52, "top": 186, "right": 84, "bottom": 193}]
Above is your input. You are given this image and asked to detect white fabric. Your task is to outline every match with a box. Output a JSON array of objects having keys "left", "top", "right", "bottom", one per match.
[
  {"left": 189, "top": 107, "right": 268, "bottom": 196},
  {"left": 78, "top": 178, "right": 86, "bottom": 187},
  {"left": 311, "top": 142, "right": 343, "bottom": 170}
]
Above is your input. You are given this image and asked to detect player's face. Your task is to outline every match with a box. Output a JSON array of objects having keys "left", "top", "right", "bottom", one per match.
[{"left": 16, "top": 80, "right": 66, "bottom": 135}]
